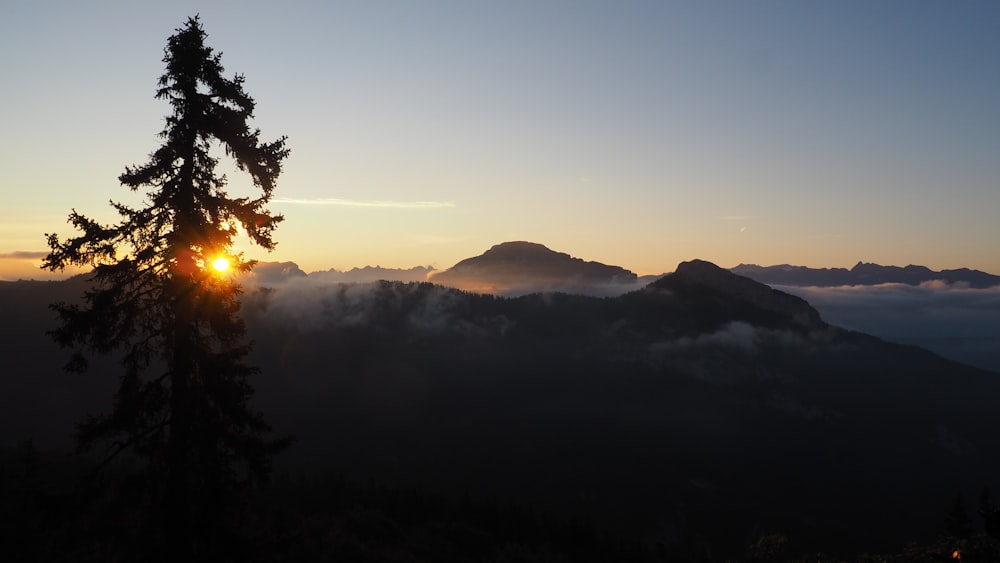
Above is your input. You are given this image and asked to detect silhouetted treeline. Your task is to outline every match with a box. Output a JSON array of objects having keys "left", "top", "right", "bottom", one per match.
[{"left": 7, "top": 442, "right": 1000, "bottom": 561}]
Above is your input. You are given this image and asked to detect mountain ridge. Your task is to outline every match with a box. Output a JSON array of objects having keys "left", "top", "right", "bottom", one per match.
[
  {"left": 242, "top": 243, "right": 1000, "bottom": 293},
  {"left": 655, "top": 259, "right": 824, "bottom": 328},
  {"left": 309, "top": 265, "right": 435, "bottom": 284},
  {"left": 731, "top": 261, "right": 1000, "bottom": 288}
]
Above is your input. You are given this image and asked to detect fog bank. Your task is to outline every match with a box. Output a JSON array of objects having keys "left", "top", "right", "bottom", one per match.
[{"left": 778, "top": 282, "right": 1000, "bottom": 372}]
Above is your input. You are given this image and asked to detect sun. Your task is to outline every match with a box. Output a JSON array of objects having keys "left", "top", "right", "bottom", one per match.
[{"left": 211, "top": 257, "right": 230, "bottom": 273}]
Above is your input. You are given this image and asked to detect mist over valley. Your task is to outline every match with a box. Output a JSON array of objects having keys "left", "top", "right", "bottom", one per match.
[
  {"left": 246, "top": 242, "right": 1000, "bottom": 372},
  {"left": 4, "top": 244, "right": 1000, "bottom": 557}
]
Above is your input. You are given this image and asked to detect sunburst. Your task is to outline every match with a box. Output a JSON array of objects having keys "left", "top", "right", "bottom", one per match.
[{"left": 211, "top": 257, "right": 230, "bottom": 273}]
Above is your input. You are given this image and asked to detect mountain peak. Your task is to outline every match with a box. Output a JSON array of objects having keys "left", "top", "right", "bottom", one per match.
[
  {"left": 429, "top": 241, "right": 638, "bottom": 296},
  {"left": 483, "top": 241, "right": 559, "bottom": 256},
  {"left": 655, "top": 259, "right": 823, "bottom": 328},
  {"left": 674, "top": 258, "right": 732, "bottom": 278}
]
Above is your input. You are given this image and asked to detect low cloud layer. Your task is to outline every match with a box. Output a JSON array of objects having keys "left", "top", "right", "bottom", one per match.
[
  {"left": 0, "top": 251, "right": 49, "bottom": 259},
  {"left": 0, "top": 250, "right": 83, "bottom": 281},
  {"left": 778, "top": 282, "right": 1000, "bottom": 372},
  {"left": 429, "top": 275, "right": 653, "bottom": 298},
  {"left": 244, "top": 277, "right": 468, "bottom": 335}
]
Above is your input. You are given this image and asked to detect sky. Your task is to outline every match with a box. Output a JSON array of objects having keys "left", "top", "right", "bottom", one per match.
[{"left": 2, "top": 1, "right": 999, "bottom": 280}]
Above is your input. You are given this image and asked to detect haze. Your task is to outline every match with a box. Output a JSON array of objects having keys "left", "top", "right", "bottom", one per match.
[{"left": 3, "top": 1, "right": 1000, "bottom": 281}]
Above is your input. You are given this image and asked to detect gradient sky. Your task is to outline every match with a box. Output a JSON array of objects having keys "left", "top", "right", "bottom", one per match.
[{"left": 3, "top": 1, "right": 999, "bottom": 280}]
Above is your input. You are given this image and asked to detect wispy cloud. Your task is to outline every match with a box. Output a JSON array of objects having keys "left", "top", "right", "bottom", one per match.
[
  {"left": 274, "top": 197, "right": 456, "bottom": 209},
  {"left": 0, "top": 251, "right": 48, "bottom": 260}
]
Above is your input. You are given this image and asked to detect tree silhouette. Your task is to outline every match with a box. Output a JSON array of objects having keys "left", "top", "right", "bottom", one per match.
[
  {"left": 945, "top": 494, "right": 973, "bottom": 540},
  {"left": 43, "top": 16, "right": 289, "bottom": 560},
  {"left": 981, "top": 487, "right": 1000, "bottom": 539}
]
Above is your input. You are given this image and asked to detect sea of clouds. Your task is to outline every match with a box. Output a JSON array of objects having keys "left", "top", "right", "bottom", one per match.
[{"left": 777, "top": 281, "right": 1000, "bottom": 372}]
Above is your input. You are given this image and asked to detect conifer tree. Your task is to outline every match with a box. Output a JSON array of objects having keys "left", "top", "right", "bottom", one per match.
[
  {"left": 945, "top": 494, "right": 974, "bottom": 539},
  {"left": 981, "top": 487, "right": 1000, "bottom": 539},
  {"left": 43, "top": 16, "right": 289, "bottom": 559}
]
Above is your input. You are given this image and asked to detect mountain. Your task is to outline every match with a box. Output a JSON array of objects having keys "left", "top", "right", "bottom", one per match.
[
  {"left": 242, "top": 263, "right": 1000, "bottom": 555},
  {"left": 308, "top": 265, "right": 435, "bottom": 284},
  {"left": 3, "top": 261, "right": 999, "bottom": 557},
  {"left": 428, "top": 241, "right": 647, "bottom": 296},
  {"left": 731, "top": 261, "right": 1000, "bottom": 288},
  {"left": 657, "top": 259, "right": 823, "bottom": 329},
  {"left": 240, "top": 262, "right": 435, "bottom": 286}
]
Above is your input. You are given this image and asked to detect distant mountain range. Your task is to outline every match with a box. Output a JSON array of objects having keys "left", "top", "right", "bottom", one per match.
[
  {"left": 3, "top": 257, "right": 999, "bottom": 556},
  {"left": 223, "top": 243, "right": 1000, "bottom": 371},
  {"left": 309, "top": 265, "right": 435, "bottom": 284},
  {"left": 731, "top": 261, "right": 1000, "bottom": 288},
  {"left": 247, "top": 262, "right": 435, "bottom": 285},
  {"left": 245, "top": 242, "right": 1000, "bottom": 294}
]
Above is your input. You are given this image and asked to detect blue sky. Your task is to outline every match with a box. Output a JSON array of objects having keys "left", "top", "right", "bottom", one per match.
[{"left": 2, "top": 1, "right": 999, "bottom": 279}]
